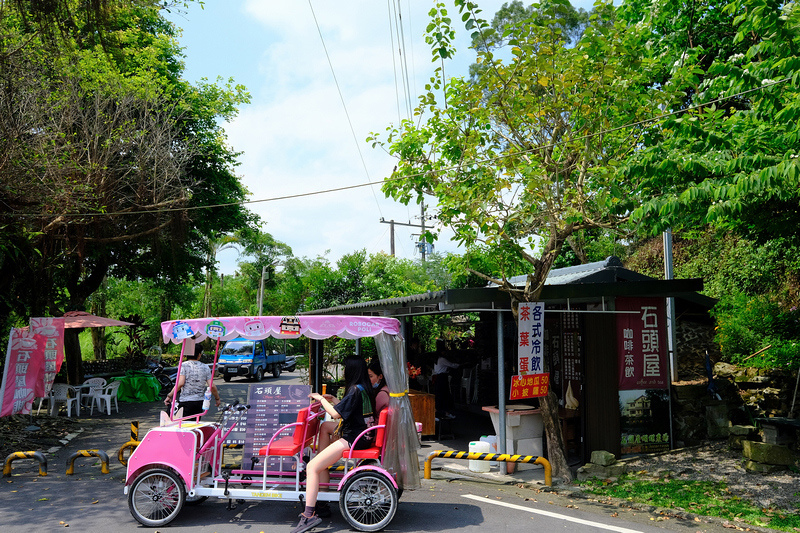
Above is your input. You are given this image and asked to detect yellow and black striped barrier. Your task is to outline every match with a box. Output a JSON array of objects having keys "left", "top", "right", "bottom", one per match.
[
  {"left": 66, "top": 449, "right": 110, "bottom": 475},
  {"left": 117, "top": 421, "right": 140, "bottom": 466},
  {"left": 424, "top": 450, "right": 551, "bottom": 486},
  {"left": 3, "top": 451, "right": 47, "bottom": 477}
]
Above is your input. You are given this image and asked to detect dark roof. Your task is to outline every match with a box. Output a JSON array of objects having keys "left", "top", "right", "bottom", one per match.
[{"left": 301, "top": 256, "right": 716, "bottom": 318}]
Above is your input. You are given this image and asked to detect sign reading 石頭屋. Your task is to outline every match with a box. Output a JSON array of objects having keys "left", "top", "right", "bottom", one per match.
[
  {"left": 0, "top": 318, "right": 65, "bottom": 417},
  {"left": 513, "top": 302, "right": 549, "bottom": 399},
  {"left": 616, "top": 298, "right": 669, "bottom": 390}
]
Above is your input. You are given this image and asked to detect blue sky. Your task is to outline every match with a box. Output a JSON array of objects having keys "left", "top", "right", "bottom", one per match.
[{"left": 169, "top": 1, "right": 598, "bottom": 274}]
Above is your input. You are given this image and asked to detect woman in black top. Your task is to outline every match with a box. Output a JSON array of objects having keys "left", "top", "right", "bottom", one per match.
[{"left": 291, "top": 355, "right": 374, "bottom": 533}]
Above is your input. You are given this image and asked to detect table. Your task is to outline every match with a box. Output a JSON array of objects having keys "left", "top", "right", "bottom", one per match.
[
  {"left": 757, "top": 417, "right": 800, "bottom": 446},
  {"left": 49, "top": 384, "right": 93, "bottom": 416}
]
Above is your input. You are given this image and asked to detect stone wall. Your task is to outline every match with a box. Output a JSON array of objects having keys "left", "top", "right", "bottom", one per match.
[{"left": 671, "top": 362, "right": 799, "bottom": 447}]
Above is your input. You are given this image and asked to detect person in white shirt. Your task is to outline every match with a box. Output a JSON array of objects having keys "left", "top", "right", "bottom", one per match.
[{"left": 432, "top": 339, "right": 459, "bottom": 419}]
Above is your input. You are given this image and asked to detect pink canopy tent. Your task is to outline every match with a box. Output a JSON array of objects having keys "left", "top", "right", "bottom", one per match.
[{"left": 63, "top": 311, "right": 134, "bottom": 328}]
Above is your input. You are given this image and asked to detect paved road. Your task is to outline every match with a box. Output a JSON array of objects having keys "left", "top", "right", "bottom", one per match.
[{"left": 0, "top": 373, "right": 752, "bottom": 533}]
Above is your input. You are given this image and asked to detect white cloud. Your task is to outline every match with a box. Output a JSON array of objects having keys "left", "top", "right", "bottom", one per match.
[{"left": 175, "top": 1, "right": 599, "bottom": 274}]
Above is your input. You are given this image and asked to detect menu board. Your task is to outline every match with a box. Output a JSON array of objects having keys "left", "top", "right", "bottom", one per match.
[{"left": 223, "top": 384, "right": 311, "bottom": 468}]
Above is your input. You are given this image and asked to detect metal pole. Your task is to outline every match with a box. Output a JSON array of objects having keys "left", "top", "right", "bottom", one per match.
[
  {"left": 390, "top": 220, "right": 395, "bottom": 256},
  {"left": 497, "top": 312, "right": 507, "bottom": 455},
  {"left": 663, "top": 229, "right": 677, "bottom": 449},
  {"left": 258, "top": 265, "right": 267, "bottom": 316},
  {"left": 663, "top": 229, "right": 678, "bottom": 381}
]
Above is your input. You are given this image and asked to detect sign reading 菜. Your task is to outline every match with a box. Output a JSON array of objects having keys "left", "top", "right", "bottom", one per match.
[
  {"left": 0, "top": 318, "right": 65, "bottom": 417},
  {"left": 616, "top": 297, "right": 669, "bottom": 390},
  {"left": 513, "top": 302, "right": 549, "bottom": 399},
  {"left": 517, "top": 302, "right": 544, "bottom": 374}
]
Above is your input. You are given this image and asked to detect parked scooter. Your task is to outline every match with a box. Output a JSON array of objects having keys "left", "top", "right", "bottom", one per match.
[{"left": 143, "top": 346, "right": 178, "bottom": 399}]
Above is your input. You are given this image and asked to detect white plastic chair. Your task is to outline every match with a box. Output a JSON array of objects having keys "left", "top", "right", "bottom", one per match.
[
  {"left": 49, "top": 383, "right": 79, "bottom": 417},
  {"left": 81, "top": 377, "right": 107, "bottom": 410},
  {"left": 92, "top": 380, "right": 121, "bottom": 415}
]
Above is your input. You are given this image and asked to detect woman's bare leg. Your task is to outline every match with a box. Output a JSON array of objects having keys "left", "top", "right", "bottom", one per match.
[
  {"left": 317, "top": 420, "right": 338, "bottom": 452},
  {"left": 305, "top": 439, "right": 349, "bottom": 508}
]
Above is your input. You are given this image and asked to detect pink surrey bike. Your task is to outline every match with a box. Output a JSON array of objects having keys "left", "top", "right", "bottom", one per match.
[{"left": 123, "top": 315, "right": 420, "bottom": 531}]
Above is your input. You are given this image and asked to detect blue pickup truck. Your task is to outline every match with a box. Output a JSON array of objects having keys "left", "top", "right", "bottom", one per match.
[{"left": 218, "top": 337, "right": 287, "bottom": 382}]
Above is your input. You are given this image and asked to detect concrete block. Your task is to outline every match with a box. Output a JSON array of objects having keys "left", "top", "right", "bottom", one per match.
[
  {"left": 742, "top": 440, "right": 797, "bottom": 466},
  {"left": 743, "top": 460, "right": 786, "bottom": 474}
]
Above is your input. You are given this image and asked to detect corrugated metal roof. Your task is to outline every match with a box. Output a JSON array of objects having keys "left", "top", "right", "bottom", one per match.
[{"left": 301, "top": 256, "right": 712, "bottom": 316}]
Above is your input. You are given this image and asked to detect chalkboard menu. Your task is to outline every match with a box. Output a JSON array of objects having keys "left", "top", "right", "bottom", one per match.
[{"left": 223, "top": 384, "right": 311, "bottom": 468}]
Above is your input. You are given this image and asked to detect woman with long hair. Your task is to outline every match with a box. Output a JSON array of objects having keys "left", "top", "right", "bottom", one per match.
[
  {"left": 368, "top": 359, "right": 390, "bottom": 414},
  {"left": 292, "top": 355, "right": 375, "bottom": 533}
]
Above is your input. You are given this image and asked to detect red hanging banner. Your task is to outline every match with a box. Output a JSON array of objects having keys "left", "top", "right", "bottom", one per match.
[
  {"left": 510, "top": 372, "right": 550, "bottom": 400},
  {"left": 616, "top": 298, "right": 668, "bottom": 390},
  {"left": 0, "top": 318, "right": 65, "bottom": 416}
]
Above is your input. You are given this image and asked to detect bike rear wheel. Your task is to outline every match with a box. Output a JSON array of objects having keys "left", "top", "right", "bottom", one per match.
[{"left": 339, "top": 470, "right": 397, "bottom": 531}]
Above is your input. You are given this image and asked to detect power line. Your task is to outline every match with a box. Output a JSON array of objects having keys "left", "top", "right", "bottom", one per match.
[
  {"left": 5, "top": 76, "right": 790, "bottom": 219},
  {"left": 307, "top": 0, "right": 384, "bottom": 218}
]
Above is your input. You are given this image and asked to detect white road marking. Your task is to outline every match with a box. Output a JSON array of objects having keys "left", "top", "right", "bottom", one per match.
[{"left": 462, "top": 494, "right": 645, "bottom": 533}]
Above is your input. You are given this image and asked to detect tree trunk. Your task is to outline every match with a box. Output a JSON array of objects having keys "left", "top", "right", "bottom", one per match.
[
  {"left": 539, "top": 390, "right": 573, "bottom": 483},
  {"left": 90, "top": 289, "right": 107, "bottom": 360},
  {"left": 63, "top": 328, "right": 84, "bottom": 385}
]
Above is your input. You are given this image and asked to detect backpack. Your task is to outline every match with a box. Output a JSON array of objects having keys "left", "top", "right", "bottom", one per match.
[
  {"left": 332, "top": 385, "right": 376, "bottom": 444},
  {"left": 358, "top": 384, "right": 375, "bottom": 444}
]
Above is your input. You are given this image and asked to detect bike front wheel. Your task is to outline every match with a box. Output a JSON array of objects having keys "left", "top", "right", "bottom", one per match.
[{"left": 128, "top": 468, "right": 185, "bottom": 527}]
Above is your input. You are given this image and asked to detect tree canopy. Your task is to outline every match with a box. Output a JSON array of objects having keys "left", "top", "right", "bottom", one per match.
[
  {"left": 622, "top": 0, "right": 800, "bottom": 245},
  {"left": 0, "top": 0, "right": 252, "bottom": 380}
]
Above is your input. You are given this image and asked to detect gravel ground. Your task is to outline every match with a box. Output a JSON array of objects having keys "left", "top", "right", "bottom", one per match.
[{"left": 616, "top": 441, "right": 800, "bottom": 512}]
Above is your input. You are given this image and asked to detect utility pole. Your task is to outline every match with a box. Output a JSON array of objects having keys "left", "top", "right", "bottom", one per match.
[
  {"left": 379, "top": 202, "right": 434, "bottom": 260},
  {"left": 420, "top": 202, "right": 426, "bottom": 261}
]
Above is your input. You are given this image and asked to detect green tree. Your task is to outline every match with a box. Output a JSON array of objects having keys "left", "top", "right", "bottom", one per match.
[
  {"left": 0, "top": 1, "right": 252, "bottom": 382},
  {"left": 622, "top": 0, "right": 800, "bottom": 245},
  {"left": 370, "top": 0, "right": 669, "bottom": 481}
]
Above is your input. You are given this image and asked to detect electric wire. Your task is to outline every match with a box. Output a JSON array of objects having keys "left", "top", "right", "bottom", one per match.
[
  {"left": 4, "top": 76, "right": 791, "bottom": 219},
  {"left": 387, "top": 0, "right": 403, "bottom": 123},
  {"left": 306, "top": 0, "right": 384, "bottom": 218}
]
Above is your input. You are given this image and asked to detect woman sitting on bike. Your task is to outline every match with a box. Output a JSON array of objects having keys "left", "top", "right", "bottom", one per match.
[{"left": 292, "top": 355, "right": 374, "bottom": 533}]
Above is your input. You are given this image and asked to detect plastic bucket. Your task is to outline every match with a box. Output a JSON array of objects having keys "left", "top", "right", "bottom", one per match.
[
  {"left": 480, "top": 435, "right": 498, "bottom": 468},
  {"left": 469, "top": 440, "right": 491, "bottom": 472}
]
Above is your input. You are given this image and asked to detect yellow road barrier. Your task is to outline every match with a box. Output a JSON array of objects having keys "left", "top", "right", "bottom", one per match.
[
  {"left": 3, "top": 451, "right": 47, "bottom": 477},
  {"left": 117, "top": 421, "right": 140, "bottom": 466},
  {"left": 66, "top": 449, "right": 110, "bottom": 475},
  {"left": 424, "top": 450, "right": 551, "bottom": 486}
]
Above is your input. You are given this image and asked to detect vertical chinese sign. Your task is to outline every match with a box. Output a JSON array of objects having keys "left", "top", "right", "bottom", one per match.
[
  {"left": 0, "top": 318, "right": 65, "bottom": 417},
  {"left": 511, "top": 302, "right": 549, "bottom": 401},
  {"left": 616, "top": 297, "right": 671, "bottom": 454}
]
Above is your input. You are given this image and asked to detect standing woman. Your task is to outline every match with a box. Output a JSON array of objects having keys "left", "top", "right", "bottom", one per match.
[
  {"left": 292, "top": 355, "right": 374, "bottom": 533},
  {"left": 165, "top": 343, "right": 220, "bottom": 418}
]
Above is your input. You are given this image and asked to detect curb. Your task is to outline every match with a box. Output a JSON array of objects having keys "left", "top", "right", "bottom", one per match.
[{"left": 48, "top": 428, "right": 84, "bottom": 454}]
